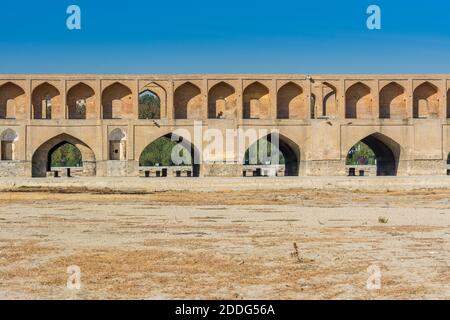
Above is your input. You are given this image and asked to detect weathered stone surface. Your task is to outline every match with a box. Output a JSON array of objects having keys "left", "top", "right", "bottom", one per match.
[{"left": 1, "top": 74, "right": 450, "bottom": 177}]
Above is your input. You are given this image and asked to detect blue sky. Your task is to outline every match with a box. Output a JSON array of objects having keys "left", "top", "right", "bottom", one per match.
[{"left": 1, "top": 0, "right": 450, "bottom": 74}]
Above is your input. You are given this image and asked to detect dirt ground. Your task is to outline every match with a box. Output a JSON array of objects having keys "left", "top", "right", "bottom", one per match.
[{"left": 0, "top": 183, "right": 449, "bottom": 299}]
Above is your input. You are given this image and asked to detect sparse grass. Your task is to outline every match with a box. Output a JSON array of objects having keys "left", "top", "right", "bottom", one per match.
[{"left": 378, "top": 216, "right": 389, "bottom": 224}]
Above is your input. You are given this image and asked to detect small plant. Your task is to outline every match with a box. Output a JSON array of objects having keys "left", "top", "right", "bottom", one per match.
[
  {"left": 291, "top": 242, "right": 302, "bottom": 263},
  {"left": 378, "top": 216, "right": 389, "bottom": 224}
]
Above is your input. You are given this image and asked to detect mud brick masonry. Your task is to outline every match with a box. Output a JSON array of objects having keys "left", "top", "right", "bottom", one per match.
[{"left": 1, "top": 74, "right": 450, "bottom": 177}]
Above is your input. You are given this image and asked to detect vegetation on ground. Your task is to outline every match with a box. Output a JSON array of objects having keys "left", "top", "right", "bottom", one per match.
[
  {"left": 346, "top": 142, "right": 376, "bottom": 165},
  {"left": 51, "top": 143, "right": 82, "bottom": 167}
]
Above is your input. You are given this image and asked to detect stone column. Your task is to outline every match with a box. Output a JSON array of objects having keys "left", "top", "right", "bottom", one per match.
[
  {"left": 372, "top": 79, "right": 379, "bottom": 119},
  {"left": 270, "top": 78, "right": 277, "bottom": 120},
  {"left": 167, "top": 80, "right": 174, "bottom": 120},
  {"left": 236, "top": 78, "right": 243, "bottom": 121},
  {"left": 94, "top": 78, "right": 102, "bottom": 119},
  {"left": 316, "top": 82, "right": 324, "bottom": 118},
  {"left": 440, "top": 79, "right": 447, "bottom": 119},
  {"left": 132, "top": 79, "right": 139, "bottom": 120},
  {"left": 338, "top": 79, "right": 346, "bottom": 119},
  {"left": 25, "top": 78, "right": 32, "bottom": 120},
  {"left": 305, "top": 77, "right": 312, "bottom": 119},
  {"left": 202, "top": 78, "right": 208, "bottom": 120},
  {"left": 61, "top": 79, "right": 67, "bottom": 120},
  {"left": 406, "top": 79, "right": 413, "bottom": 119}
]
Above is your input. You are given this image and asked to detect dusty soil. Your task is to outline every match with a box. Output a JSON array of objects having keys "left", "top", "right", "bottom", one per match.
[{"left": 0, "top": 185, "right": 449, "bottom": 299}]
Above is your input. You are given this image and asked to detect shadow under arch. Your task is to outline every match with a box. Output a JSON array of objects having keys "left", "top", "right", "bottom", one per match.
[
  {"left": 138, "top": 132, "right": 201, "bottom": 177},
  {"left": 347, "top": 132, "right": 401, "bottom": 176},
  {"left": 32, "top": 133, "right": 96, "bottom": 177},
  {"left": 243, "top": 133, "right": 300, "bottom": 176}
]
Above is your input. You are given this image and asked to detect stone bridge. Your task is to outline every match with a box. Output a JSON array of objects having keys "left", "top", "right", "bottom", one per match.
[{"left": 1, "top": 74, "right": 450, "bottom": 178}]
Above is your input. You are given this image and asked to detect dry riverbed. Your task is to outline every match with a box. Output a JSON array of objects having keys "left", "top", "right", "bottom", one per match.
[{"left": 0, "top": 186, "right": 449, "bottom": 299}]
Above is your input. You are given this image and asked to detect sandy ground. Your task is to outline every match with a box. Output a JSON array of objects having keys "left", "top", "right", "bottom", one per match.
[{"left": 0, "top": 178, "right": 449, "bottom": 299}]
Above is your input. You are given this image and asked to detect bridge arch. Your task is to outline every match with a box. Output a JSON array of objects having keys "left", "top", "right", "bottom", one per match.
[
  {"left": 321, "top": 82, "right": 337, "bottom": 118},
  {"left": 413, "top": 81, "right": 439, "bottom": 118},
  {"left": 67, "top": 82, "right": 95, "bottom": 119},
  {"left": 1, "top": 128, "right": 19, "bottom": 161},
  {"left": 208, "top": 81, "right": 236, "bottom": 119},
  {"left": 379, "top": 82, "right": 406, "bottom": 119},
  {"left": 242, "top": 133, "right": 300, "bottom": 176},
  {"left": 345, "top": 82, "right": 372, "bottom": 119},
  {"left": 243, "top": 82, "right": 269, "bottom": 119},
  {"left": 31, "top": 133, "right": 96, "bottom": 177},
  {"left": 0, "top": 82, "right": 25, "bottom": 119},
  {"left": 102, "top": 82, "right": 132, "bottom": 119},
  {"left": 277, "top": 82, "right": 305, "bottom": 119},
  {"left": 138, "top": 132, "right": 201, "bottom": 177},
  {"left": 139, "top": 89, "right": 161, "bottom": 119},
  {"left": 346, "top": 132, "right": 400, "bottom": 176},
  {"left": 174, "top": 82, "right": 202, "bottom": 119},
  {"left": 32, "top": 82, "right": 60, "bottom": 120}
]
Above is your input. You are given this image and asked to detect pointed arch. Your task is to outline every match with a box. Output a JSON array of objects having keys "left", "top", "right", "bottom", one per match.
[
  {"left": 379, "top": 82, "right": 406, "bottom": 119},
  {"left": 31, "top": 133, "right": 96, "bottom": 177},
  {"left": 346, "top": 132, "right": 400, "bottom": 176},
  {"left": 0, "top": 82, "right": 25, "bottom": 119},
  {"left": 243, "top": 132, "right": 300, "bottom": 176},
  {"left": 174, "top": 82, "right": 202, "bottom": 119},
  {"left": 32, "top": 82, "right": 60, "bottom": 119},
  {"left": 243, "top": 81, "right": 270, "bottom": 119},
  {"left": 208, "top": 82, "right": 236, "bottom": 119},
  {"left": 322, "top": 82, "right": 337, "bottom": 117},
  {"left": 345, "top": 82, "right": 372, "bottom": 119},
  {"left": 67, "top": 82, "right": 95, "bottom": 119},
  {"left": 0, "top": 128, "right": 18, "bottom": 141},
  {"left": 139, "top": 89, "right": 161, "bottom": 119},
  {"left": 413, "top": 81, "right": 439, "bottom": 118},
  {"left": 109, "top": 128, "right": 127, "bottom": 160},
  {"left": 102, "top": 82, "right": 132, "bottom": 119},
  {"left": 0, "top": 128, "right": 18, "bottom": 161},
  {"left": 277, "top": 82, "right": 306, "bottom": 119},
  {"left": 139, "top": 132, "right": 201, "bottom": 177}
]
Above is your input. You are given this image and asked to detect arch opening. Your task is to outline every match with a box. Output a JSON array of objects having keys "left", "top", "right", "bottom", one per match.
[
  {"left": 32, "top": 134, "right": 96, "bottom": 177},
  {"left": 321, "top": 82, "right": 337, "bottom": 118},
  {"left": 346, "top": 133, "right": 399, "bottom": 176},
  {"left": 49, "top": 142, "right": 82, "bottom": 169},
  {"left": 208, "top": 82, "right": 236, "bottom": 119},
  {"left": 243, "top": 82, "right": 269, "bottom": 119},
  {"left": 67, "top": 83, "right": 95, "bottom": 119},
  {"left": 139, "top": 133, "right": 200, "bottom": 177},
  {"left": 277, "top": 82, "right": 305, "bottom": 119},
  {"left": 345, "top": 82, "right": 372, "bottom": 119},
  {"left": 109, "top": 128, "right": 127, "bottom": 161},
  {"left": 32, "top": 82, "right": 60, "bottom": 120},
  {"left": 0, "top": 129, "right": 18, "bottom": 161},
  {"left": 379, "top": 82, "right": 406, "bottom": 119},
  {"left": 102, "top": 82, "right": 132, "bottom": 119},
  {"left": 243, "top": 133, "right": 299, "bottom": 177},
  {"left": 0, "top": 82, "right": 25, "bottom": 119},
  {"left": 413, "top": 82, "right": 439, "bottom": 119},
  {"left": 174, "top": 82, "right": 202, "bottom": 119},
  {"left": 139, "top": 90, "right": 160, "bottom": 119}
]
